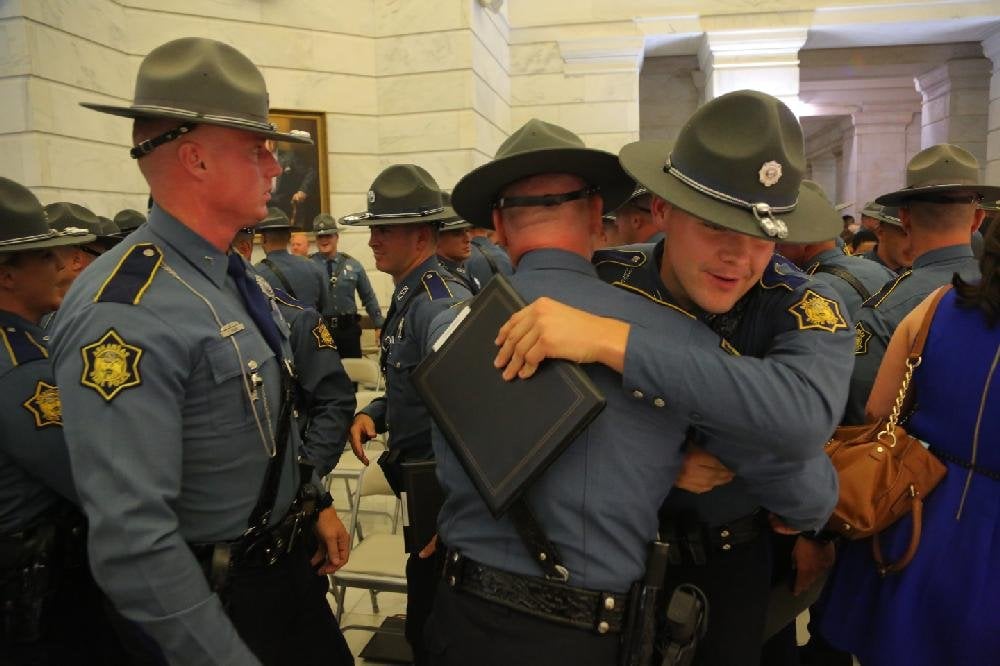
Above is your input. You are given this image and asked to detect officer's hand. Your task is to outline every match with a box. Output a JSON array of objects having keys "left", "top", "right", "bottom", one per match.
[
  {"left": 768, "top": 513, "right": 801, "bottom": 536},
  {"left": 292, "top": 190, "right": 307, "bottom": 203},
  {"left": 418, "top": 534, "right": 438, "bottom": 559},
  {"left": 494, "top": 297, "right": 630, "bottom": 380},
  {"left": 349, "top": 414, "right": 377, "bottom": 465},
  {"left": 312, "top": 506, "right": 351, "bottom": 574},
  {"left": 791, "top": 536, "right": 835, "bottom": 596},
  {"left": 674, "top": 446, "right": 734, "bottom": 493}
]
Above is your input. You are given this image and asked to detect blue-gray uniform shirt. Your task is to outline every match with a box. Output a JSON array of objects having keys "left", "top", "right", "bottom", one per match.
[
  {"left": 437, "top": 255, "right": 481, "bottom": 295},
  {"left": 804, "top": 247, "right": 896, "bottom": 319},
  {"left": 594, "top": 242, "right": 848, "bottom": 529},
  {"left": 256, "top": 249, "right": 329, "bottom": 312},
  {"left": 0, "top": 311, "right": 78, "bottom": 534},
  {"left": 310, "top": 251, "right": 384, "bottom": 326},
  {"left": 360, "top": 254, "right": 470, "bottom": 459},
  {"left": 51, "top": 206, "right": 313, "bottom": 666},
  {"left": 845, "top": 243, "right": 980, "bottom": 424},
  {"left": 272, "top": 289, "right": 356, "bottom": 476},
  {"left": 467, "top": 236, "right": 513, "bottom": 288}
]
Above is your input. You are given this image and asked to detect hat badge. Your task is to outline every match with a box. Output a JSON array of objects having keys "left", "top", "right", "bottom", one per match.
[
  {"left": 758, "top": 161, "right": 782, "bottom": 187},
  {"left": 368, "top": 190, "right": 376, "bottom": 204}
]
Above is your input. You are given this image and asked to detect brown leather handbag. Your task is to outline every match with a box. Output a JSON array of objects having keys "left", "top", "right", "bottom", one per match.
[{"left": 824, "top": 287, "right": 949, "bottom": 575}]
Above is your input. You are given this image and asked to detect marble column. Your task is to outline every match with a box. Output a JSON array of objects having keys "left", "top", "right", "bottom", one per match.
[
  {"left": 915, "top": 58, "right": 991, "bottom": 175},
  {"left": 808, "top": 155, "right": 840, "bottom": 204},
  {"left": 697, "top": 28, "right": 808, "bottom": 108},
  {"left": 846, "top": 110, "right": 918, "bottom": 209},
  {"left": 981, "top": 31, "right": 1000, "bottom": 184}
]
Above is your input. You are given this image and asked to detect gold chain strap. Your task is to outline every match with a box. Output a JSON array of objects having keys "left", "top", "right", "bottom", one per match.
[{"left": 877, "top": 356, "right": 922, "bottom": 447}]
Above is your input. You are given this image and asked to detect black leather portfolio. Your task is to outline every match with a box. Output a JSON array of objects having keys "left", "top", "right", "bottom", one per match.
[
  {"left": 413, "top": 274, "right": 606, "bottom": 518},
  {"left": 400, "top": 459, "right": 444, "bottom": 554}
]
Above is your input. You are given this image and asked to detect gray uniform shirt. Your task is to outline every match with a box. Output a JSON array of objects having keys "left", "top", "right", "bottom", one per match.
[
  {"left": 0, "top": 311, "right": 78, "bottom": 534},
  {"left": 256, "top": 249, "right": 329, "bottom": 312},
  {"left": 51, "top": 207, "right": 311, "bottom": 666},
  {"left": 805, "top": 247, "right": 896, "bottom": 319},
  {"left": 466, "top": 236, "right": 513, "bottom": 288},
  {"left": 310, "top": 251, "right": 384, "bottom": 326},
  {"left": 845, "top": 243, "right": 980, "bottom": 424}
]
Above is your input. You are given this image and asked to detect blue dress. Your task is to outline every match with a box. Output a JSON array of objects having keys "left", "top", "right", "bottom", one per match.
[{"left": 819, "top": 289, "right": 1000, "bottom": 665}]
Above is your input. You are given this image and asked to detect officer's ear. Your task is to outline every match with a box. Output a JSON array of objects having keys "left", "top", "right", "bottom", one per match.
[
  {"left": 897, "top": 206, "right": 913, "bottom": 233},
  {"left": 492, "top": 209, "right": 508, "bottom": 247},
  {"left": 651, "top": 196, "right": 671, "bottom": 230},
  {"left": 972, "top": 206, "right": 985, "bottom": 233},
  {"left": 176, "top": 141, "right": 209, "bottom": 180}
]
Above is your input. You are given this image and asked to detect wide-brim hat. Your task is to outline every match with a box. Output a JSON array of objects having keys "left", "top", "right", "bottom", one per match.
[
  {"left": 451, "top": 118, "right": 634, "bottom": 229},
  {"left": 437, "top": 192, "right": 470, "bottom": 231},
  {"left": 81, "top": 38, "right": 311, "bottom": 146},
  {"left": 875, "top": 144, "right": 1000, "bottom": 206},
  {"left": 340, "top": 164, "right": 456, "bottom": 227},
  {"left": 256, "top": 206, "right": 299, "bottom": 231},
  {"left": 46, "top": 202, "right": 120, "bottom": 241},
  {"left": 313, "top": 213, "right": 340, "bottom": 235},
  {"left": 0, "top": 178, "right": 95, "bottom": 253},
  {"left": 619, "top": 90, "right": 841, "bottom": 244},
  {"left": 112, "top": 208, "right": 146, "bottom": 237}
]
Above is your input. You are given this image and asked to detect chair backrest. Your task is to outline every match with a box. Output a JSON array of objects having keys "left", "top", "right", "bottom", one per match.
[
  {"left": 346, "top": 462, "right": 398, "bottom": 543},
  {"left": 354, "top": 389, "right": 385, "bottom": 413},
  {"left": 341, "top": 357, "right": 383, "bottom": 390}
]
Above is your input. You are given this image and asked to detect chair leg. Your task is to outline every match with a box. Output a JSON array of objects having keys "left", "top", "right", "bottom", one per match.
[
  {"left": 369, "top": 589, "right": 380, "bottom": 614},
  {"left": 343, "top": 478, "right": 354, "bottom": 509},
  {"left": 336, "top": 584, "right": 347, "bottom": 621}
]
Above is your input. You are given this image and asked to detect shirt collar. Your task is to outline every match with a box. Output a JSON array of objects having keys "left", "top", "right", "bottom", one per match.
[
  {"left": 392, "top": 254, "right": 444, "bottom": 305},
  {"left": 0, "top": 310, "right": 42, "bottom": 335},
  {"left": 146, "top": 205, "right": 230, "bottom": 288},
  {"left": 517, "top": 248, "right": 597, "bottom": 277},
  {"left": 913, "top": 244, "right": 974, "bottom": 269},
  {"left": 810, "top": 247, "right": 847, "bottom": 266}
]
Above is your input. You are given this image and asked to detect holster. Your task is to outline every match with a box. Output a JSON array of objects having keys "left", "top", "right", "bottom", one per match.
[
  {"left": 618, "top": 542, "right": 670, "bottom": 666},
  {"left": 377, "top": 448, "right": 404, "bottom": 497}
]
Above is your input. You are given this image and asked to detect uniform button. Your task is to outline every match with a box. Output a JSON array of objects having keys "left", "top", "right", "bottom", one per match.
[
  {"left": 721, "top": 543, "right": 732, "bottom": 551},
  {"left": 653, "top": 397, "right": 665, "bottom": 408},
  {"left": 719, "top": 529, "right": 730, "bottom": 538},
  {"left": 597, "top": 621, "right": 610, "bottom": 634},
  {"left": 632, "top": 389, "right": 644, "bottom": 399},
  {"left": 452, "top": 552, "right": 460, "bottom": 563},
  {"left": 395, "top": 362, "right": 401, "bottom": 368},
  {"left": 143, "top": 248, "right": 156, "bottom": 257},
  {"left": 247, "top": 360, "right": 258, "bottom": 370},
  {"left": 448, "top": 575, "right": 456, "bottom": 586},
  {"left": 603, "top": 597, "right": 615, "bottom": 611},
  {"left": 538, "top": 552, "right": 547, "bottom": 562}
]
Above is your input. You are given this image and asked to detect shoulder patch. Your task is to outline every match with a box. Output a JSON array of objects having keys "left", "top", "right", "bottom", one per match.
[
  {"left": 720, "top": 338, "right": 741, "bottom": 356},
  {"left": 865, "top": 269, "right": 912, "bottom": 310},
  {"left": 312, "top": 319, "right": 337, "bottom": 350},
  {"left": 787, "top": 289, "right": 848, "bottom": 333},
  {"left": 23, "top": 380, "right": 62, "bottom": 428},
  {"left": 0, "top": 327, "right": 48, "bottom": 367},
  {"left": 760, "top": 255, "right": 808, "bottom": 291},
  {"left": 592, "top": 248, "right": 647, "bottom": 268},
  {"left": 421, "top": 271, "right": 454, "bottom": 300},
  {"left": 80, "top": 329, "right": 143, "bottom": 401},
  {"left": 855, "top": 320, "right": 873, "bottom": 355},
  {"left": 94, "top": 243, "right": 163, "bottom": 305}
]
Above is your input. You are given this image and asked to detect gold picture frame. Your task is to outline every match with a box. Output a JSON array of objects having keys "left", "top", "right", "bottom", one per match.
[{"left": 267, "top": 110, "right": 329, "bottom": 230}]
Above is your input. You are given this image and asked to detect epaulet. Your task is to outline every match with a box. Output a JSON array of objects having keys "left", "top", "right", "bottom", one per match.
[
  {"left": 592, "top": 247, "right": 648, "bottom": 269},
  {"left": 272, "top": 288, "right": 305, "bottom": 310},
  {"left": 341, "top": 252, "right": 354, "bottom": 262},
  {"left": 863, "top": 269, "right": 912, "bottom": 309},
  {"left": 0, "top": 326, "right": 48, "bottom": 367},
  {"left": 420, "top": 270, "right": 454, "bottom": 300},
  {"left": 94, "top": 243, "right": 163, "bottom": 305},
  {"left": 759, "top": 254, "right": 808, "bottom": 291},
  {"left": 611, "top": 281, "right": 697, "bottom": 320}
]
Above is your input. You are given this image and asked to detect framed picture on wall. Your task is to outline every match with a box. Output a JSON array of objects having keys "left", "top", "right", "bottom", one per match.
[{"left": 266, "top": 110, "right": 329, "bottom": 229}]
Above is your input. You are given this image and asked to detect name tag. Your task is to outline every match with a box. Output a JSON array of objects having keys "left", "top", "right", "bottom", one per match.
[{"left": 220, "top": 321, "right": 246, "bottom": 337}]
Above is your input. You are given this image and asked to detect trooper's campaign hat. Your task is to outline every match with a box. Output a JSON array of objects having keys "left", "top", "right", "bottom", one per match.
[
  {"left": 875, "top": 144, "right": 1000, "bottom": 206},
  {"left": 256, "top": 206, "right": 298, "bottom": 231},
  {"left": 82, "top": 38, "right": 312, "bottom": 158},
  {"left": 618, "top": 90, "right": 842, "bottom": 244},
  {"left": 46, "top": 202, "right": 120, "bottom": 241},
  {"left": 340, "top": 165, "right": 458, "bottom": 227},
  {"left": 0, "top": 178, "right": 95, "bottom": 253},
  {"left": 437, "top": 192, "right": 471, "bottom": 231},
  {"left": 313, "top": 213, "right": 340, "bottom": 236},
  {"left": 451, "top": 118, "right": 634, "bottom": 229},
  {"left": 861, "top": 201, "right": 902, "bottom": 227},
  {"left": 113, "top": 208, "right": 146, "bottom": 237}
]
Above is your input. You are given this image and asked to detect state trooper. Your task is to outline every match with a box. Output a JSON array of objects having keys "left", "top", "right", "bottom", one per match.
[
  {"left": 311, "top": 213, "right": 384, "bottom": 358},
  {"left": 844, "top": 144, "right": 995, "bottom": 424},
  {"left": 465, "top": 225, "right": 512, "bottom": 287},
  {"left": 613, "top": 185, "right": 663, "bottom": 244},
  {"left": 50, "top": 38, "right": 353, "bottom": 665},
  {"left": 0, "top": 178, "right": 134, "bottom": 664},
  {"left": 343, "top": 164, "right": 471, "bottom": 666},
  {"left": 254, "top": 207, "right": 329, "bottom": 312},
  {"left": 45, "top": 202, "right": 122, "bottom": 302},
  {"left": 436, "top": 203, "right": 481, "bottom": 295},
  {"left": 492, "top": 94, "right": 853, "bottom": 665},
  {"left": 777, "top": 181, "right": 896, "bottom": 318},
  {"left": 859, "top": 202, "right": 912, "bottom": 273}
]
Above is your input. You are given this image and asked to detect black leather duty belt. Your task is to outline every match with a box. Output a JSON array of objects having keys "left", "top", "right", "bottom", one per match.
[
  {"left": 442, "top": 551, "right": 628, "bottom": 635},
  {"left": 662, "top": 509, "right": 767, "bottom": 566},
  {"left": 324, "top": 314, "right": 360, "bottom": 330}
]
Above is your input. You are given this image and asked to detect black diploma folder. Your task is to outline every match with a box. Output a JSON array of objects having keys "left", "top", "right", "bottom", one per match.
[
  {"left": 412, "top": 274, "right": 606, "bottom": 518},
  {"left": 400, "top": 460, "right": 445, "bottom": 554}
]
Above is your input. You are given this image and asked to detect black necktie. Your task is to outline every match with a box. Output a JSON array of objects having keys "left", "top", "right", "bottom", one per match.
[{"left": 226, "top": 252, "right": 283, "bottom": 359}]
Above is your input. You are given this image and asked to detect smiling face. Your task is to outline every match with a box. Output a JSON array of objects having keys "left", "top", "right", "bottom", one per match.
[
  {"left": 654, "top": 198, "right": 774, "bottom": 314},
  {"left": 316, "top": 232, "right": 339, "bottom": 257},
  {"left": 368, "top": 223, "right": 432, "bottom": 282}
]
